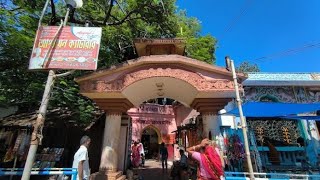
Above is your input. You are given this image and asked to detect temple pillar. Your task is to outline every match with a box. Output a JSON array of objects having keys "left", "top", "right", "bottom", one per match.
[
  {"left": 191, "top": 98, "right": 231, "bottom": 139},
  {"left": 90, "top": 99, "right": 134, "bottom": 180},
  {"left": 100, "top": 111, "right": 122, "bottom": 172},
  {"left": 202, "top": 113, "right": 220, "bottom": 138}
]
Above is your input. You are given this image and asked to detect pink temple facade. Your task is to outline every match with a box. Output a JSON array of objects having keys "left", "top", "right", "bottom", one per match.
[
  {"left": 128, "top": 104, "right": 177, "bottom": 144},
  {"left": 127, "top": 103, "right": 199, "bottom": 160}
]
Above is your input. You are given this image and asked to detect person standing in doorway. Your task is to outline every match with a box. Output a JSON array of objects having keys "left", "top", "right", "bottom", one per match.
[
  {"left": 131, "top": 141, "right": 141, "bottom": 168},
  {"left": 72, "top": 136, "right": 91, "bottom": 180},
  {"left": 159, "top": 142, "right": 168, "bottom": 171},
  {"left": 137, "top": 139, "right": 145, "bottom": 166},
  {"left": 137, "top": 139, "right": 145, "bottom": 155}
]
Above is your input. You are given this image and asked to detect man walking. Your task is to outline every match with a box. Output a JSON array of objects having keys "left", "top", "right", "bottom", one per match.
[
  {"left": 72, "top": 136, "right": 91, "bottom": 180},
  {"left": 159, "top": 142, "right": 168, "bottom": 172}
]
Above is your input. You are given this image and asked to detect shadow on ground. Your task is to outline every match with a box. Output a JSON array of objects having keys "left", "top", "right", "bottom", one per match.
[{"left": 135, "top": 159, "right": 173, "bottom": 180}]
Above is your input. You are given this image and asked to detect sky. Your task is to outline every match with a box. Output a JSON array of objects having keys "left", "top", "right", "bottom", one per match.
[{"left": 176, "top": 0, "right": 320, "bottom": 72}]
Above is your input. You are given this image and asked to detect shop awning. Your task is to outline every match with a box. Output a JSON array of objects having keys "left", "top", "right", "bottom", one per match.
[{"left": 226, "top": 102, "right": 320, "bottom": 117}]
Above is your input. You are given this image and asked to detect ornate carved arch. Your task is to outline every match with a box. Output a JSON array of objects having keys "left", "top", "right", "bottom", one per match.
[{"left": 89, "top": 68, "right": 235, "bottom": 92}]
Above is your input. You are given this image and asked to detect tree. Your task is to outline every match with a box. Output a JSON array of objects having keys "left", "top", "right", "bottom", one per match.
[
  {"left": 0, "top": 0, "right": 217, "bottom": 124},
  {"left": 175, "top": 10, "right": 216, "bottom": 64},
  {"left": 236, "top": 61, "right": 260, "bottom": 73}
]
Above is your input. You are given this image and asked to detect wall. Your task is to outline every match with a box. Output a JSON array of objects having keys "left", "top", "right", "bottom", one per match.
[
  {"left": 128, "top": 104, "right": 177, "bottom": 144},
  {"left": 128, "top": 103, "right": 200, "bottom": 160},
  {"left": 86, "top": 115, "right": 105, "bottom": 173},
  {"left": 173, "top": 104, "right": 199, "bottom": 126}
]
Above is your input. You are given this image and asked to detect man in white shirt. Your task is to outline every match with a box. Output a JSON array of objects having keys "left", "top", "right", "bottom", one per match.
[
  {"left": 72, "top": 136, "right": 91, "bottom": 180},
  {"left": 137, "top": 139, "right": 144, "bottom": 166},
  {"left": 137, "top": 139, "right": 145, "bottom": 155}
]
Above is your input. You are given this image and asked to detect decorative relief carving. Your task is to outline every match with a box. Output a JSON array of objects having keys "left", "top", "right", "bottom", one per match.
[
  {"left": 244, "top": 87, "right": 296, "bottom": 103},
  {"left": 294, "top": 87, "right": 308, "bottom": 103},
  {"left": 308, "top": 91, "right": 320, "bottom": 102},
  {"left": 244, "top": 86, "right": 320, "bottom": 103},
  {"left": 248, "top": 119, "right": 301, "bottom": 146},
  {"left": 90, "top": 68, "right": 235, "bottom": 92}
]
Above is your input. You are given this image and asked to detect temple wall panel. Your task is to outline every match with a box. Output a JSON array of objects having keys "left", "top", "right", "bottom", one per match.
[{"left": 244, "top": 86, "right": 320, "bottom": 103}]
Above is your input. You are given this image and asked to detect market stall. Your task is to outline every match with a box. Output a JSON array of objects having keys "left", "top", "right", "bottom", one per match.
[{"left": 0, "top": 109, "right": 87, "bottom": 170}]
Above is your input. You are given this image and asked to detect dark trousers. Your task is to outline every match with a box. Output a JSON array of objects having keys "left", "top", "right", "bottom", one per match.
[{"left": 161, "top": 158, "right": 168, "bottom": 169}]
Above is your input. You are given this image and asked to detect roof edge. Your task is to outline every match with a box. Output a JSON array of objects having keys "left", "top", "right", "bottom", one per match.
[{"left": 75, "top": 55, "right": 246, "bottom": 83}]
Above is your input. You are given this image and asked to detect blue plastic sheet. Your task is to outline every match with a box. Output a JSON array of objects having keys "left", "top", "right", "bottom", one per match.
[{"left": 226, "top": 102, "right": 320, "bottom": 118}]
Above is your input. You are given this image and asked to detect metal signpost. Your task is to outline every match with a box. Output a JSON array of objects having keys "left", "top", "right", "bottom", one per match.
[{"left": 21, "top": 0, "right": 102, "bottom": 179}]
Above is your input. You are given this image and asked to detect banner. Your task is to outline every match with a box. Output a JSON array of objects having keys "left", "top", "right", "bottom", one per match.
[{"left": 29, "top": 26, "right": 102, "bottom": 70}]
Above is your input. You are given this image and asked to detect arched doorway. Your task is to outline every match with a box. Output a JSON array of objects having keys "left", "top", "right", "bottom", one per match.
[{"left": 141, "top": 125, "right": 161, "bottom": 159}]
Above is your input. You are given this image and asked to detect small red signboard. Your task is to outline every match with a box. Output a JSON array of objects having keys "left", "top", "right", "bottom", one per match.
[{"left": 29, "top": 26, "right": 102, "bottom": 70}]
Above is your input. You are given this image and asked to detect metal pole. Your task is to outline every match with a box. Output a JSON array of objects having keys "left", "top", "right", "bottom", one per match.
[
  {"left": 63, "top": 7, "right": 71, "bottom": 26},
  {"left": 38, "top": 0, "right": 51, "bottom": 28},
  {"left": 22, "top": 5, "right": 72, "bottom": 179},
  {"left": 21, "top": 70, "right": 55, "bottom": 180},
  {"left": 228, "top": 57, "right": 255, "bottom": 180}
]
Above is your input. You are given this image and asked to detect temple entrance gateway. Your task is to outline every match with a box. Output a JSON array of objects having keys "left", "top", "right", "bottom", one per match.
[
  {"left": 76, "top": 39, "right": 245, "bottom": 179},
  {"left": 141, "top": 126, "right": 160, "bottom": 159}
]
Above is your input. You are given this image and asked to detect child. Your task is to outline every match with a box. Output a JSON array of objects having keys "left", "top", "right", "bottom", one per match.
[{"left": 141, "top": 153, "right": 145, "bottom": 167}]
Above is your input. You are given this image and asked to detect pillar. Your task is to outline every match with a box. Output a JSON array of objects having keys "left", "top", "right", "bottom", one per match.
[
  {"left": 202, "top": 113, "right": 221, "bottom": 139},
  {"left": 100, "top": 111, "right": 122, "bottom": 172},
  {"left": 190, "top": 98, "right": 231, "bottom": 139}
]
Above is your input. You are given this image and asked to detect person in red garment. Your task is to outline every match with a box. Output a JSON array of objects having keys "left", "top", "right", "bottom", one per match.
[
  {"left": 131, "top": 141, "right": 141, "bottom": 168},
  {"left": 187, "top": 138, "right": 224, "bottom": 180}
]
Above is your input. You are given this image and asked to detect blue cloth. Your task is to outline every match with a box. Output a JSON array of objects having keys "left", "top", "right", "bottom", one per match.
[
  {"left": 282, "top": 115, "right": 320, "bottom": 121},
  {"left": 226, "top": 102, "right": 320, "bottom": 117}
]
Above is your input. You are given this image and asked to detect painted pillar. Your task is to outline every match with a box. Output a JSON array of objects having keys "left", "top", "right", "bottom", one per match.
[
  {"left": 202, "top": 113, "right": 220, "bottom": 139},
  {"left": 100, "top": 112, "right": 122, "bottom": 172}
]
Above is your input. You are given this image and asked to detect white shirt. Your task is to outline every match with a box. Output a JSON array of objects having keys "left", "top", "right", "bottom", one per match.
[
  {"left": 72, "top": 145, "right": 90, "bottom": 180},
  {"left": 138, "top": 143, "right": 145, "bottom": 155}
]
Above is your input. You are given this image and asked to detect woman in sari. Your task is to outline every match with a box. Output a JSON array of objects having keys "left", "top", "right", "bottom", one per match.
[
  {"left": 187, "top": 139, "right": 224, "bottom": 180},
  {"left": 131, "top": 141, "right": 141, "bottom": 168}
]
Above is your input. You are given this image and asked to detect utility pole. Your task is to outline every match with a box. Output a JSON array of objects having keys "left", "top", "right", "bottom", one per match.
[
  {"left": 21, "top": 1, "right": 82, "bottom": 179},
  {"left": 226, "top": 56, "right": 255, "bottom": 180},
  {"left": 21, "top": 70, "right": 56, "bottom": 180}
]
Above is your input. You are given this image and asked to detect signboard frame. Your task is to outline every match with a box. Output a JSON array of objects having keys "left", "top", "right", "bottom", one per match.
[{"left": 29, "top": 26, "right": 102, "bottom": 71}]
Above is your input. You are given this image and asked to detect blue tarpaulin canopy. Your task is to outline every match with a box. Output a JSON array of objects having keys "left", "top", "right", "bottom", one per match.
[
  {"left": 282, "top": 115, "right": 320, "bottom": 120},
  {"left": 226, "top": 102, "right": 320, "bottom": 118}
]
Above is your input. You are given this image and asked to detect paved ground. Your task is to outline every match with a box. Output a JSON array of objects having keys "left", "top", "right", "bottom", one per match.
[{"left": 135, "top": 159, "right": 173, "bottom": 180}]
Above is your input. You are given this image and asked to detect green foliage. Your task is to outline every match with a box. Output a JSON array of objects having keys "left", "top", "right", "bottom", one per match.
[
  {"left": 236, "top": 61, "right": 260, "bottom": 73},
  {"left": 0, "top": 0, "right": 217, "bottom": 125},
  {"left": 185, "top": 36, "right": 216, "bottom": 64},
  {"left": 176, "top": 10, "right": 216, "bottom": 64}
]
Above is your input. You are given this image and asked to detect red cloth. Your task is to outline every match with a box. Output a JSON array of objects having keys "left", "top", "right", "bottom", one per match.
[
  {"left": 131, "top": 145, "right": 141, "bottom": 167},
  {"left": 200, "top": 146, "right": 224, "bottom": 180}
]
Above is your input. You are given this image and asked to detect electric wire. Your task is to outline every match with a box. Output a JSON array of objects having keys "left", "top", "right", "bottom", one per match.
[
  {"left": 250, "top": 42, "right": 320, "bottom": 63},
  {"left": 219, "top": 0, "right": 253, "bottom": 40}
]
